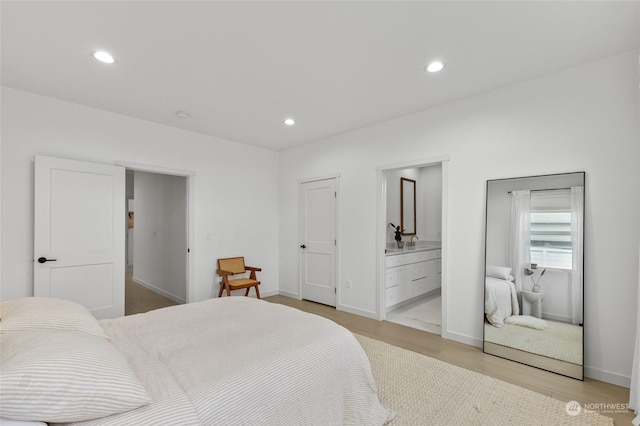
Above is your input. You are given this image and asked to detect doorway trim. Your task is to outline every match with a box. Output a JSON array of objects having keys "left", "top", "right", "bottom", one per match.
[
  {"left": 116, "top": 160, "right": 196, "bottom": 304},
  {"left": 375, "top": 155, "right": 451, "bottom": 339},
  {"left": 297, "top": 173, "right": 340, "bottom": 306}
]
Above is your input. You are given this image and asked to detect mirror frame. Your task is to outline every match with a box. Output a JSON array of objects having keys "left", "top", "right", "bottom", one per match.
[
  {"left": 483, "top": 171, "right": 585, "bottom": 380},
  {"left": 400, "top": 177, "right": 416, "bottom": 236}
]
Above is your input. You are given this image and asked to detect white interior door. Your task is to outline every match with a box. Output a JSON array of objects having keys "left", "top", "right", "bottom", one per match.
[
  {"left": 300, "top": 178, "right": 337, "bottom": 306},
  {"left": 34, "top": 156, "right": 125, "bottom": 319}
]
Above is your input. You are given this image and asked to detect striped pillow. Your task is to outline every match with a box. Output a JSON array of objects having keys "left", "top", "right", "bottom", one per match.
[
  {"left": 0, "top": 298, "right": 109, "bottom": 339},
  {"left": 0, "top": 330, "right": 150, "bottom": 423}
]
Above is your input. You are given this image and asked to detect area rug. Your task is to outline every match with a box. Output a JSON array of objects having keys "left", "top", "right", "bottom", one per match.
[
  {"left": 484, "top": 319, "right": 582, "bottom": 365},
  {"left": 355, "top": 334, "right": 612, "bottom": 425}
]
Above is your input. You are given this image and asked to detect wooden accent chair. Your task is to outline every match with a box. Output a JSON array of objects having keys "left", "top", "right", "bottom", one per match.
[{"left": 217, "top": 257, "right": 262, "bottom": 299}]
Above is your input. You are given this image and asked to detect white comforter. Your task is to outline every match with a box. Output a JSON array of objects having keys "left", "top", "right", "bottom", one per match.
[
  {"left": 485, "top": 277, "right": 519, "bottom": 328},
  {"left": 58, "top": 297, "right": 393, "bottom": 426}
]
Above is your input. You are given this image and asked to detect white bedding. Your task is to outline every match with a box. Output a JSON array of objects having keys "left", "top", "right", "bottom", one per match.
[
  {"left": 56, "top": 297, "right": 394, "bottom": 426},
  {"left": 485, "top": 277, "right": 519, "bottom": 328}
]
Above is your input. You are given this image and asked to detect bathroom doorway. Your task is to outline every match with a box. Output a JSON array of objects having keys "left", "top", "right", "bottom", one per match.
[{"left": 376, "top": 157, "right": 448, "bottom": 336}]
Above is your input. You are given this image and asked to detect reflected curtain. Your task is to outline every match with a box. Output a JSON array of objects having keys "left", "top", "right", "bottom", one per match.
[
  {"left": 510, "top": 190, "right": 531, "bottom": 294},
  {"left": 570, "top": 186, "right": 584, "bottom": 325},
  {"left": 630, "top": 239, "right": 640, "bottom": 425}
]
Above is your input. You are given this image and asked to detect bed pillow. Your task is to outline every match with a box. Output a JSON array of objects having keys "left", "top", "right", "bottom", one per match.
[
  {"left": 0, "top": 329, "right": 150, "bottom": 423},
  {"left": 0, "top": 297, "right": 109, "bottom": 339},
  {"left": 486, "top": 266, "right": 512, "bottom": 281}
]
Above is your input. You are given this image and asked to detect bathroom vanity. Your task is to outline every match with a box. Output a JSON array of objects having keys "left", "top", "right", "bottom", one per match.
[{"left": 385, "top": 246, "right": 441, "bottom": 310}]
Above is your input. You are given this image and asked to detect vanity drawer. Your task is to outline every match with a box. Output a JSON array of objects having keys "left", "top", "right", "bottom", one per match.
[
  {"left": 385, "top": 270, "right": 397, "bottom": 288},
  {"left": 410, "top": 260, "right": 438, "bottom": 281},
  {"left": 406, "top": 252, "right": 428, "bottom": 264},
  {"left": 411, "top": 261, "right": 430, "bottom": 280},
  {"left": 386, "top": 265, "right": 410, "bottom": 288},
  {"left": 424, "top": 249, "right": 441, "bottom": 261},
  {"left": 426, "top": 273, "right": 441, "bottom": 292},
  {"left": 385, "top": 286, "right": 399, "bottom": 307},
  {"left": 386, "top": 254, "right": 413, "bottom": 268}
]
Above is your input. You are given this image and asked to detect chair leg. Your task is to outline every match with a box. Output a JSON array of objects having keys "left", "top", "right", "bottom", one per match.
[
  {"left": 226, "top": 282, "right": 232, "bottom": 296},
  {"left": 254, "top": 285, "right": 261, "bottom": 299},
  {"left": 244, "top": 288, "right": 250, "bottom": 296},
  {"left": 218, "top": 282, "right": 224, "bottom": 298}
]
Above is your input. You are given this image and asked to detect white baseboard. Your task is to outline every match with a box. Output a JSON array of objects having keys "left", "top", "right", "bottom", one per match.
[
  {"left": 442, "top": 329, "right": 483, "bottom": 348},
  {"left": 131, "top": 276, "right": 185, "bottom": 304},
  {"left": 584, "top": 365, "right": 631, "bottom": 388},
  {"left": 542, "top": 312, "right": 571, "bottom": 323},
  {"left": 337, "top": 303, "right": 378, "bottom": 320},
  {"left": 259, "top": 289, "right": 279, "bottom": 298},
  {"left": 278, "top": 289, "right": 300, "bottom": 299}
]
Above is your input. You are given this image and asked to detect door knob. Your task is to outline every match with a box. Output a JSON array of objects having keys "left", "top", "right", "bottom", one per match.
[
  {"left": 300, "top": 244, "right": 306, "bottom": 249},
  {"left": 37, "top": 257, "right": 57, "bottom": 264}
]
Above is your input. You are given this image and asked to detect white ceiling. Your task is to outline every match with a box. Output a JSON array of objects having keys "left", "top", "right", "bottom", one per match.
[{"left": 2, "top": 1, "right": 639, "bottom": 151}]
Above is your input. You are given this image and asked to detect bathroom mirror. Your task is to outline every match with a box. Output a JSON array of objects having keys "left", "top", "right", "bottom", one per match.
[
  {"left": 483, "top": 172, "right": 584, "bottom": 380},
  {"left": 401, "top": 177, "right": 416, "bottom": 236}
]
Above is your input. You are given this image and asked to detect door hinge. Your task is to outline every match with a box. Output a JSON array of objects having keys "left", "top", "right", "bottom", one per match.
[
  {"left": 334, "top": 191, "right": 336, "bottom": 198},
  {"left": 334, "top": 239, "right": 337, "bottom": 246},
  {"left": 335, "top": 288, "right": 337, "bottom": 294},
  {"left": 187, "top": 248, "right": 190, "bottom": 253}
]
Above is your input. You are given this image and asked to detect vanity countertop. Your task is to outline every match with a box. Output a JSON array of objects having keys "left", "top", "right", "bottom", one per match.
[{"left": 385, "top": 244, "right": 441, "bottom": 256}]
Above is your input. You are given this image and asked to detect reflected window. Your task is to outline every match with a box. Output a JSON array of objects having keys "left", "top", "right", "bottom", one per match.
[{"left": 529, "top": 191, "right": 572, "bottom": 270}]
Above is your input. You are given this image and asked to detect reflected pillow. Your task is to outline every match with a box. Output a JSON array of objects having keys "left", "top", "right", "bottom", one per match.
[
  {"left": 0, "top": 297, "right": 109, "bottom": 340},
  {"left": 0, "top": 330, "right": 150, "bottom": 423},
  {"left": 486, "top": 266, "right": 512, "bottom": 281}
]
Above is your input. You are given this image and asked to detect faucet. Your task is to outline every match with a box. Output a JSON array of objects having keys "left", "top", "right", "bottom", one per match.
[{"left": 408, "top": 235, "right": 419, "bottom": 247}]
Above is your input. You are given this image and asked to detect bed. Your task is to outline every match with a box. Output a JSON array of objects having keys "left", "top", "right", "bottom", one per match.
[
  {"left": 485, "top": 275, "right": 519, "bottom": 328},
  {"left": 0, "top": 297, "right": 394, "bottom": 426}
]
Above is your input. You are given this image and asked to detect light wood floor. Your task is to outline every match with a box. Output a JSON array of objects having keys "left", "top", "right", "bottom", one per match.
[
  {"left": 125, "top": 273, "right": 179, "bottom": 316},
  {"left": 264, "top": 295, "right": 634, "bottom": 425}
]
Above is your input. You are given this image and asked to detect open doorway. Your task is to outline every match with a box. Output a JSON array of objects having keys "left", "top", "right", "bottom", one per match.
[
  {"left": 124, "top": 169, "right": 188, "bottom": 315},
  {"left": 377, "top": 157, "right": 448, "bottom": 336}
]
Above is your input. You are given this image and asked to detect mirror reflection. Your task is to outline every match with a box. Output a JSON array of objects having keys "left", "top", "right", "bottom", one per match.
[
  {"left": 401, "top": 177, "right": 416, "bottom": 236},
  {"left": 483, "top": 172, "right": 584, "bottom": 380}
]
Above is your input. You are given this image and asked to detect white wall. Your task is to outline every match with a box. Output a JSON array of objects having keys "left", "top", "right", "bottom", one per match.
[
  {"left": 133, "top": 171, "right": 187, "bottom": 303},
  {"left": 418, "top": 164, "right": 442, "bottom": 242},
  {"left": 1, "top": 87, "right": 280, "bottom": 303},
  {"left": 279, "top": 51, "right": 640, "bottom": 386}
]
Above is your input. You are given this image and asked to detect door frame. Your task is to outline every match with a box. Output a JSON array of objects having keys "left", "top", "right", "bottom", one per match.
[
  {"left": 375, "top": 155, "right": 450, "bottom": 338},
  {"left": 297, "top": 173, "right": 340, "bottom": 305},
  {"left": 116, "top": 161, "right": 196, "bottom": 304}
]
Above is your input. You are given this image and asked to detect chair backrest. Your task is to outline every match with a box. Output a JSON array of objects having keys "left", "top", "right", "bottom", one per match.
[{"left": 218, "top": 257, "right": 246, "bottom": 275}]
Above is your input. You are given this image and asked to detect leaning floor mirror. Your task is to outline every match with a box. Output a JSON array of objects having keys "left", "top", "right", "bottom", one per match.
[{"left": 483, "top": 172, "right": 585, "bottom": 380}]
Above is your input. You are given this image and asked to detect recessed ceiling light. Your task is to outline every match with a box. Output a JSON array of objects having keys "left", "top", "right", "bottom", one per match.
[
  {"left": 176, "top": 111, "right": 190, "bottom": 119},
  {"left": 426, "top": 61, "right": 444, "bottom": 73},
  {"left": 93, "top": 50, "right": 115, "bottom": 64},
  {"left": 284, "top": 118, "right": 295, "bottom": 126}
]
